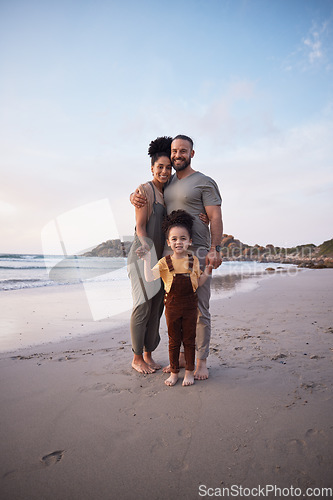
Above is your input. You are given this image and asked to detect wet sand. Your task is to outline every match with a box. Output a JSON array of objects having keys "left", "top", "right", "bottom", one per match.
[{"left": 0, "top": 269, "right": 332, "bottom": 499}]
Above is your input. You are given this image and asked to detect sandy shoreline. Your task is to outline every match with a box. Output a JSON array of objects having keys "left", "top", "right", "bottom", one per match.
[
  {"left": 0, "top": 267, "right": 294, "bottom": 353},
  {"left": 0, "top": 270, "right": 332, "bottom": 499}
]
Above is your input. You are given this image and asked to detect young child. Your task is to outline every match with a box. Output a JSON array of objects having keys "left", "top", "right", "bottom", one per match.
[{"left": 142, "top": 210, "right": 212, "bottom": 387}]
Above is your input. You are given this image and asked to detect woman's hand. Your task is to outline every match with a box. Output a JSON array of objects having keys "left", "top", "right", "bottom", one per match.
[{"left": 199, "top": 212, "right": 209, "bottom": 225}]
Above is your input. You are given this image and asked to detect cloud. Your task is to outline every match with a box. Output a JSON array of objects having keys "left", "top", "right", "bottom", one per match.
[
  {"left": 283, "top": 19, "right": 332, "bottom": 72},
  {"left": 219, "top": 115, "right": 333, "bottom": 186},
  {"left": 114, "top": 87, "right": 333, "bottom": 247},
  {"left": 304, "top": 36, "right": 322, "bottom": 63},
  {"left": 1, "top": 73, "right": 332, "bottom": 252},
  {"left": 213, "top": 114, "right": 333, "bottom": 246},
  {"left": 302, "top": 22, "right": 328, "bottom": 64},
  {"left": 115, "top": 79, "right": 258, "bottom": 151},
  {"left": 0, "top": 200, "right": 18, "bottom": 215}
]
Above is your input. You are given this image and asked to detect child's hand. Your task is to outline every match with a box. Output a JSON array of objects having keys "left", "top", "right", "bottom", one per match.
[
  {"left": 205, "top": 264, "right": 213, "bottom": 275},
  {"left": 136, "top": 244, "right": 150, "bottom": 259},
  {"left": 137, "top": 246, "right": 151, "bottom": 262},
  {"left": 141, "top": 251, "right": 151, "bottom": 262},
  {"left": 198, "top": 264, "right": 213, "bottom": 287}
]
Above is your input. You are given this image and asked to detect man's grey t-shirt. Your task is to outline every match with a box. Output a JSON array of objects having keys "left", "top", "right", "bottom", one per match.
[{"left": 163, "top": 171, "right": 222, "bottom": 250}]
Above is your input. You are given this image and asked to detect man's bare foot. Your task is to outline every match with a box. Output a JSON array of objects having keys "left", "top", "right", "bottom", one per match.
[
  {"left": 194, "top": 359, "right": 209, "bottom": 380},
  {"left": 165, "top": 373, "right": 178, "bottom": 386},
  {"left": 144, "top": 352, "right": 161, "bottom": 370},
  {"left": 132, "top": 355, "right": 155, "bottom": 374},
  {"left": 163, "top": 352, "right": 185, "bottom": 373},
  {"left": 182, "top": 370, "right": 194, "bottom": 386}
]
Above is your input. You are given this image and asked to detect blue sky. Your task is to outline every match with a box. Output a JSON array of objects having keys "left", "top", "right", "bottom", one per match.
[{"left": 1, "top": 0, "right": 332, "bottom": 253}]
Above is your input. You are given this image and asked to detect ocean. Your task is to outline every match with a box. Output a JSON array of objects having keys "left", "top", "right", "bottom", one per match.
[
  {"left": 0, "top": 254, "right": 300, "bottom": 350},
  {"left": 0, "top": 253, "right": 297, "bottom": 295}
]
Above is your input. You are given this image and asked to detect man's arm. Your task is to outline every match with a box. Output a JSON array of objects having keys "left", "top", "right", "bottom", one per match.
[
  {"left": 205, "top": 205, "right": 223, "bottom": 269},
  {"left": 130, "top": 189, "right": 148, "bottom": 208}
]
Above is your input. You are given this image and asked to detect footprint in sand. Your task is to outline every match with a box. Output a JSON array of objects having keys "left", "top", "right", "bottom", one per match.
[
  {"left": 41, "top": 450, "right": 65, "bottom": 467},
  {"left": 178, "top": 428, "right": 192, "bottom": 439},
  {"left": 167, "top": 457, "right": 188, "bottom": 473},
  {"left": 287, "top": 438, "right": 307, "bottom": 453},
  {"left": 305, "top": 428, "right": 325, "bottom": 438},
  {"left": 150, "top": 436, "right": 168, "bottom": 453}
]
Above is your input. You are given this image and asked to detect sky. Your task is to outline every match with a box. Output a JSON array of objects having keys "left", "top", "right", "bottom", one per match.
[{"left": 0, "top": 0, "right": 332, "bottom": 254}]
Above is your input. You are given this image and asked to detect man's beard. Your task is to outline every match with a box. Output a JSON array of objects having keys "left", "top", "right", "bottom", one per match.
[{"left": 172, "top": 157, "right": 191, "bottom": 171}]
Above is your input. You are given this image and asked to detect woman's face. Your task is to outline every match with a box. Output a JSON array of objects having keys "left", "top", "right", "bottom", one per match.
[{"left": 151, "top": 156, "right": 172, "bottom": 185}]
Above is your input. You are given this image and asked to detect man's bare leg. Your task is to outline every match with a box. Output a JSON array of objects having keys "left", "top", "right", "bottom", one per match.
[
  {"left": 144, "top": 352, "right": 161, "bottom": 370},
  {"left": 194, "top": 358, "right": 209, "bottom": 380},
  {"left": 163, "top": 351, "right": 185, "bottom": 373},
  {"left": 132, "top": 354, "right": 155, "bottom": 374}
]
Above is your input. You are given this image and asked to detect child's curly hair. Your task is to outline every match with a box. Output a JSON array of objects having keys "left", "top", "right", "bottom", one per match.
[
  {"left": 162, "top": 210, "right": 194, "bottom": 239},
  {"left": 148, "top": 136, "right": 172, "bottom": 166}
]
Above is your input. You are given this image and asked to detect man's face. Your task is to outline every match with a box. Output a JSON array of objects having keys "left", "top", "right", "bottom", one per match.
[{"left": 171, "top": 139, "right": 194, "bottom": 172}]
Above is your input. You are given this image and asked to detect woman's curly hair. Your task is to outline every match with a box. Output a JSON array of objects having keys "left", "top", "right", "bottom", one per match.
[
  {"left": 148, "top": 136, "right": 172, "bottom": 166},
  {"left": 162, "top": 210, "right": 194, "bottom": 239}
]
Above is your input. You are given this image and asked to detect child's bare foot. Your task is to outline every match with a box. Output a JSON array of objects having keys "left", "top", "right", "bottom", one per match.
[
  {"left": 144, "top": 352, "right": 161, "bottom": 370},
  {"left": 163, "top": 352, "right": 185, "bottom": 373},
  {"left": 194, "top": 359, "right": 209, "bottom": 380},
  {"left": 165, "top": 373, "right": 178, "bottom": 386},
  {"left": 132, "top": 355, "right": 155, "bottom": 374},
  {"left": 182, "top": 370, "right": 195, "bottom": 386}
]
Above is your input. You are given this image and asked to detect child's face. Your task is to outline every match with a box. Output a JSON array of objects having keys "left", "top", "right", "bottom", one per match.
[{"left": 167, "top": 226, "right": 192, "bottom": 256}]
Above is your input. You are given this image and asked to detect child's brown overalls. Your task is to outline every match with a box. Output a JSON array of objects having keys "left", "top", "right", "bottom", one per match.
[{"left": 164, "top": 254, "right": 199, "bottom": 373}]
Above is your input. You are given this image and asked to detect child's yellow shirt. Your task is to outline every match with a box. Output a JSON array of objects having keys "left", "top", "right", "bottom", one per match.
[{"left": 152, "top": 255, "right": 201, "bottom": 293}]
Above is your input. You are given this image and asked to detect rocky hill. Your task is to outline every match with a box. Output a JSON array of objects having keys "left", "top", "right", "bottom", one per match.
[
  {"left": 220, "top": 235, "right": 333, "bottom": 268},
  {"left": 83, "top": 239, "right": 132, "bottom": 258},
  {"left": 83, "top": 236, "right": 333, "bottom": 268}
]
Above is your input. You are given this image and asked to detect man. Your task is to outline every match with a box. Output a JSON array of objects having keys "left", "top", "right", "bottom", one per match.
[{"left": 131, "top": 135, "right": 223, "bottom": 379}]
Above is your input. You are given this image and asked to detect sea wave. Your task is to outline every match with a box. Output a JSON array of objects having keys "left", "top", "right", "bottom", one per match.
[
  {"left": 0, "top": 278, "right": 76, "bottom": 291},
  {"left": 0, "top": 279, "right": 51, "bottom": 291},
  {"left": 0, "top": 265, "right": 46, "bottom": 270},
  {"left": 0, "top": 254, "right": 43, "bottom": 260},
  {"left": 0, "top": 264, "right": 118, "bottom": 270},
  {"left": 0, "top": 254, "right": 298, "bottom": 292}
]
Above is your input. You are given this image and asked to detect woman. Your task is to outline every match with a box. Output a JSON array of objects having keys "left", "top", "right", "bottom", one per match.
[{"left": 127, "top": 136, "right": 173, "bottom": 374}]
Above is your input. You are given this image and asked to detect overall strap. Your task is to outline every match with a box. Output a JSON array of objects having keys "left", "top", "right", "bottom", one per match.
[
  {"left": 148, "top": 181, "right": 157, "bottom": 207},
  {"left": 188, "top": 253, "right": 194, "bottom": 270},
  {"left": 165, "top": 255, "right": 174, "bottom": 272}
]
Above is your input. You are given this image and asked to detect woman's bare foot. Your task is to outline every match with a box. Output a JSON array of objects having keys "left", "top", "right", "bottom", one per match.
[
  {"left": 165, "top": 373, "right": 178, "bottom": 386},
  {"left": 132, "top": 355, "right": 155, "bottom": 374},
  {"left": 182, "top": 370, "right": 195, "bottom": 386},
  {"left": 163, "top": 352, "right": 185, "bottom": 373},
  {"left": 144, "top": 352, "right": 162, "bottom": 370},
  {"left": 194, "top": 359, "right": 209, "bottom": 380}
]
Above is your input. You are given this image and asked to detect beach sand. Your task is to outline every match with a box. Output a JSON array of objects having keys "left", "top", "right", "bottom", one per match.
[{"left": 0, "top": 270, "right": 332, "bottom": 499}]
